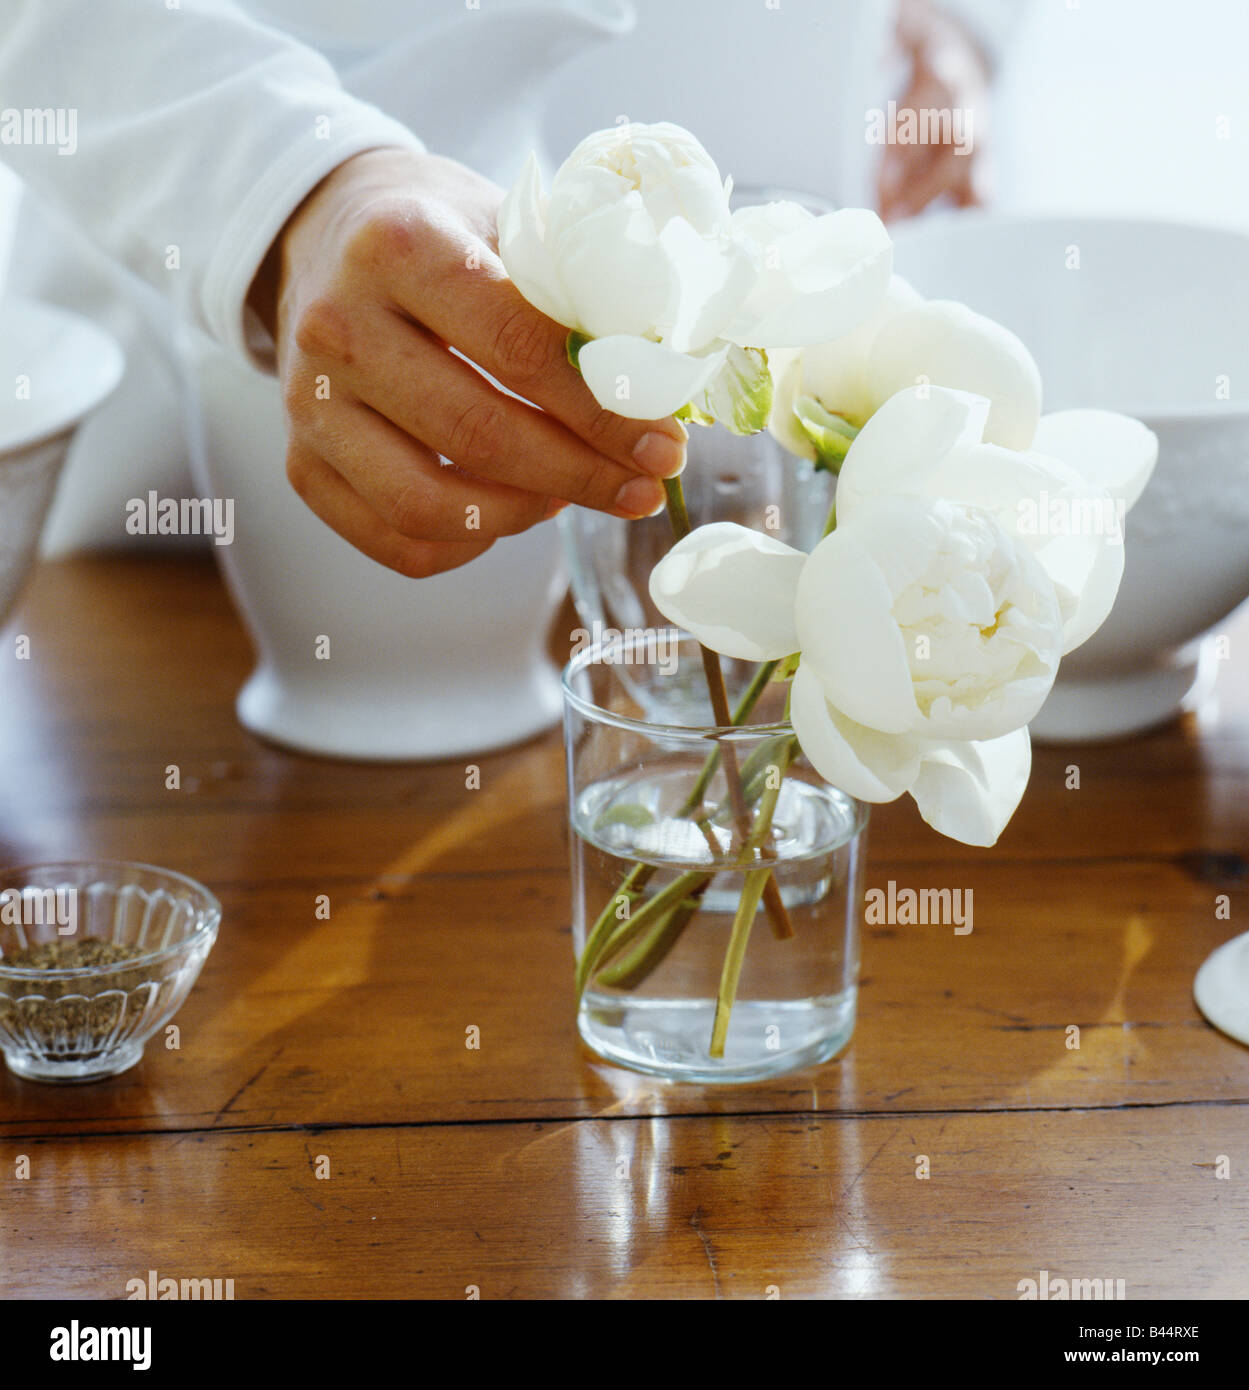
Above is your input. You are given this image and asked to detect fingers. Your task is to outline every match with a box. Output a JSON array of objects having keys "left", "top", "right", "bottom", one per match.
[
  {"left": 302, "top": 304, "right": 670, "bottom": 519},
  {"left": 349, "top": 206, "right": 688, "bottom": 476},
  {"left": 875, "top": 54, "right": 985, "bottom": 222},
  {"left": 293, "top": 385, "right": 571, "bottom": 540},
  {"left": 285, "top": 441, "right": 496, "bottom": 579}
]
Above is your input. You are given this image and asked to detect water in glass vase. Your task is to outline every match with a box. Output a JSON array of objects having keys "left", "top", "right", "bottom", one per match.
[{"left": 571, "top": 757, "right": 865, "bottom": 1083}]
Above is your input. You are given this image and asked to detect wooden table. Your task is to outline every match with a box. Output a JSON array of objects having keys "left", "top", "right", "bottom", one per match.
[{"left": 1, "top": 554, "right": 1247, "bottom": 1300}]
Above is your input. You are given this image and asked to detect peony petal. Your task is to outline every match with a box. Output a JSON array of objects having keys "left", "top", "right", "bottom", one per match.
[
  {"left": 801, "top": 492, "right": 1061, "bottom": 742},
  {"left": 783, "top": 208, "right": 893, "bottom": 295},
  {"left": 789, "top": 664, "right": 924, "bottom": 802},
  {"left": 1040, "top": 526, "right": 1126, "bottom": 655},
  {"left": 553, "top": 193, "right": 678, "bottom": 341},
  {"left": 794, "top": 505, "right": 921, "bottom": 734},
  {"left": 908, "top": 727, "right": 1032, "bottom": 847},
  {"left": 766, "top": 276, "right": 923, "bottom": 458},
  {"left": 720, "top": 211, "right": 805, "bottom": 349},
  {"left": 839, "top": 413, "right": 1121, "bottom": 657},
  {"left": 765, "top": 347, "right": 815, "bottom": 460},
  {"left": 852, "top": 427, "right": 1096, "bottom": 552},
  {"left": 797, "top": 276, "right": 922, "bottom": 416},
  {"left": 866, "top": 300, "right": 1042, "bottom": 450},
  {"left": 694, "top": 344, "right": 773, "bottom": 435},
  {"left": 725, "top": 205, "right": 893, "bottom": 349},
  {"left": 886, "top": 437, "right": 1088, "bottom": 524},
  {"left": 544, "top": 163, "right": 633, "bottom": 245},
  {"left": 578, "top": 336, "right": 727, "bottom": 419},
  {"left": 647, "top": 522, "right": 807, "bottom": 661},
  {"left": 497, "top": 153, "right": 578, "bottom": 328},
  {"left": 658, "top": 215, "right": 757, "bottom": 353},
  {"left": 730, "top": 200, "right": 813, "bottom": 246},
  {"left": 659, "top": 163, "right": 736, "bottom": 237},
  {"left": 730, "top": 268, "right": 894, "bottom": 351},
  {"left": 922, "top": 438, "right": 1127, "bottom": 655},
  {"left": 834, "top": 385, "right": 991, "bottom": 523},
  {"left": 1031, "top": 409, "right": 1159, "bottom": 510},
  {"left": 788, "top": 394, "right": 860, "bottom": 468},
  {"left": 557, "top": 122, "right": 731, "bottom": 238}
]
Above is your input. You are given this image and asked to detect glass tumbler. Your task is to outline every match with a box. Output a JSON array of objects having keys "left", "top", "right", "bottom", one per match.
[{"left": 563, "top": 633, "right": 866, "bottom": 1084}]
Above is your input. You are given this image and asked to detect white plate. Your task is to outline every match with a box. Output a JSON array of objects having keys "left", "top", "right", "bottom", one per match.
[
  {"left": 0, "top": 296, "right": 124, "bottom": 454},
  {"left": 1194, "top": 931, "right": 1249, "bottom": 1049}
]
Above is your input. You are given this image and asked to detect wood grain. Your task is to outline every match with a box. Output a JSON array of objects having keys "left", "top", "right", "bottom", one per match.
[
  {"left": 3, "top": 1106, "right": 1246, "bottom": 1299},
  {"left": 0, "top": 555, "right": 1247, "bottom": 1297}
]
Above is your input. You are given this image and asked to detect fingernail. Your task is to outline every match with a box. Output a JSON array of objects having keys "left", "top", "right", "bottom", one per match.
[
  {"left": 543, "top": 498, "right": 569, "bottom": 520},
  {"left": 614, "top": 475, "right": 667, "bottom": 518},
  {"left": 632, "top": 428, "right": 687, "bottom": 478}
]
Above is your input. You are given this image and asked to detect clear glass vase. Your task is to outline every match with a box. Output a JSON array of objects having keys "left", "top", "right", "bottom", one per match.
[{"left": 563, "top": 633, "right": 866, "bottom": 1084}]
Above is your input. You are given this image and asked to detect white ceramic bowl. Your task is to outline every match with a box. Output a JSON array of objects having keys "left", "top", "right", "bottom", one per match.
[
  {"left": 0, "top": 297, "right": 124, "bottom": 624},
  {"left": 889, "top": 214, "right": 1249, "bottom": 741}
]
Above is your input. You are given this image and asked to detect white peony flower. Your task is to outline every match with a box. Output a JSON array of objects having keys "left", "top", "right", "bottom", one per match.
[
  {"left": 835, "top": 386, "right": 1158, "bottom": 654},
  {"left": 498, "top": 122, "right": 892, "bottom": 423},
  {"left": 648, "top": 385, "right": 1158, "bottom": 846}
]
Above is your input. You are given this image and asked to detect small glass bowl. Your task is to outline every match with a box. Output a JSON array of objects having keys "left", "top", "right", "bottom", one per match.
[{"left": 0, "top": 861, "right": 220, "bottom": 1083}]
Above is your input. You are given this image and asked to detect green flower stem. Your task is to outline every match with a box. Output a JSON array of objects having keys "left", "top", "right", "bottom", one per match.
[
  {"left": 595, "top": 728, "right": 800, "bottom": 999},
  {"left": 663, "top": 474, "right": 795, "bottom": 942},
  {"left": 760, "top": 868, "right": 793, "bottom": 939},
  {"left": 708, "top": 701, "right": 797, "bottom": 1056},
  {"left": 709, "top": 867, "right": 771, "bottom": 1058},
  {"left": 682, "top": 657, "right": 780, "bottom": 815},
  {"left": 596, "top": 879, "right": 711, "bottom": 990},
  {"left": 576, "top": 655, "right": 784, "bottom": 996},
  {"left": 594, "top": 747, "right": 792, "bottom": 1006},
  {"left": 576, "top": 868, "right": 711, "bottom": 998},
  {"left": 692, "top": 814, "right": 723, "bottom": 859},
  {"left": 662, "top": 478, "right": 752, "bottom": 827},
  {"left": 746, "top": 731, "right": 798, "bottom": 942},
  {"left": 576, "top": 865, "right": 650, "bottom": 997},
  {"left": 661, "top": 472, "right": 693, "bottom": 535},
  {"left": 744, "top": 742, "right": 796, "bottom": 858},
  {"left": 733, "top": 657, "right": 782, "bottom": 718},
  {"left": 738, "top": 732, "right": 799, "bottom": 807}
]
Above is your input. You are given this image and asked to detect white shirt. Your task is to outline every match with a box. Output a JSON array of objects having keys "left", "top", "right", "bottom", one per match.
[{"left": 1, "top": 0, "right": 433, "bottom": 549}]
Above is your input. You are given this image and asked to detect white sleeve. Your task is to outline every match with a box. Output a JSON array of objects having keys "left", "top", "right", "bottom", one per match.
[{"left": 0, "top": 0, "right": 424, "bottom": 368}]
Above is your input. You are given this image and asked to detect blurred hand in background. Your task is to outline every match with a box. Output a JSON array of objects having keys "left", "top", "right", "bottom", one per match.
[{"left": 878, "top": 0, "right": 992, "bottom": 222}]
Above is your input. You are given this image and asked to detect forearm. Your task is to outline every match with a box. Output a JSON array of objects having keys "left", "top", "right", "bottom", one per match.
[{"left": 0, "top": 0, "right": 422, "bottom": 366}]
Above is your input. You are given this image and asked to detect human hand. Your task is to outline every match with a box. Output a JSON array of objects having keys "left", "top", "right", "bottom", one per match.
[
  {"left": 877, "top": 0, "right": 991, "bottom": 223},
  {"left": 249, "top": 147, "right": 686, "bottom": 578}
]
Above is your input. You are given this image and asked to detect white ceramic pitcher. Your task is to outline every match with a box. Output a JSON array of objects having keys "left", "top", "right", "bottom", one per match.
[{"left": 190, "top": 343, "right": 569, "bottom": 760}]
